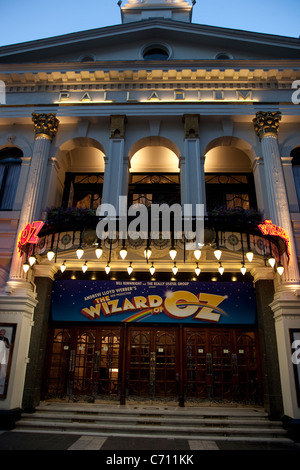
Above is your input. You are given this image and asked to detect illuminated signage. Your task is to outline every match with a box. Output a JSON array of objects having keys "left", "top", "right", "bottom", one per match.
[
  {"left": 51, "top": 280, "right": 257, "bottom": 325},
  {"left": 17, "top": 221, "right": 44, "bottom": 256},
  {"left": 258, "top": 219, "right": 291, "bottom": 261},
  {"left": 55, "top": 89, "right": 255, "bottom": 104}
]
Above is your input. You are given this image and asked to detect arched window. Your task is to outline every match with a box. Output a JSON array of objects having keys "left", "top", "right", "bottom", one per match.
[
  {"left": 0, "top": 147, "right": 22, "bottom": 210},
  {"left": 292, "top": 147, "right": 300, "bottom": 207}
]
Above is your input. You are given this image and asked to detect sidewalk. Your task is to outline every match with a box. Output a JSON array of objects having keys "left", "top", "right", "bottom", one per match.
[{"left": 0, "top": 430, "right": 300, "bottom": 451}]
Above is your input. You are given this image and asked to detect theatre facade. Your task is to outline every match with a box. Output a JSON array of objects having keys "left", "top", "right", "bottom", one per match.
[{"left": 0, "top": 0, "right": 300, "bottom": 428}]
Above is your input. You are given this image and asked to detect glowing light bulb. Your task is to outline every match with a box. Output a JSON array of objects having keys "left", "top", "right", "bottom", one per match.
[
  {"left": 218, "top": 263, "right": 224, "bottom": 275},
  {"left": 268, "top": 256, "right": 275, "bottom": 268},
  {"left": 144, "top": 247, "right": 152, "bottom": 259},
  {"left": 60, "top": 262, "right": 66, "bottom": 273},
  {"left": 150, "top": 263, "right": 155, "bottom": 275},
  {"left": 120, "top": 247, "right": 127, "bottom": 260},
  {"left": 82, "top": 262, "right": 88, "bottom": 273},
  {"left": 127, "top": 262, "right": 133, "bottom": 275},
  {"left": 23, "top": 262, "right": 30, "bottom": 273},
  {"left": 105, "top": 263, "right": 110, "bottom": 274},
  {"left": 76, "top": 248, "right": 84, "bottom": 259},
  {"left": 194, "top": 249, "right": 201, "bottom": 260},
  {"left": 240, "top": 264, "right": 246, "bottom": 275},
  {"left": 214, "top": 249, "right": 222, "bottom": 260},
  {"left": 277, "top": 263, "right": 284, "bottom": 276},
  {"left": 29, "top": 255, "right": 36, "bottom": 266},
  {"left": 246, "top": 251, "right": 253, "bottom": 262},
  {"left": 172, "top": 263, "right": 178, "bottom": 275},
  {"left": 169, "top": 247, "right": 177, "bottom": 260},
  {"left": 47, "top": 250, "right": 55, "bottom": 261},
  {"left": 95, "top": 247, "right": 103, "bottom": 259},
  {"left": 195, "top": 264, "right": 201, "bottom": 276}
]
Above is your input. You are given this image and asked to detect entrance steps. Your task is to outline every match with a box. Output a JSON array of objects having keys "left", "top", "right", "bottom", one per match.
[{"left": 14, "top": 401, "right": 293, "bottom": 443}]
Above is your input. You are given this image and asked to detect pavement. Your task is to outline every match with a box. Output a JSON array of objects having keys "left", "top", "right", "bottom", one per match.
[{"left": 0, "top": 430, "right": 300, "bottom": 455}]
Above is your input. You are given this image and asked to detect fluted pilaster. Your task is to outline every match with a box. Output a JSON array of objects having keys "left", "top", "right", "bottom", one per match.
[
  {"left": 7, "top": 113, "right": 59, "bottom": 290},
  {"left": 253, "top": 111, "right": 299, "bottom": 283}
]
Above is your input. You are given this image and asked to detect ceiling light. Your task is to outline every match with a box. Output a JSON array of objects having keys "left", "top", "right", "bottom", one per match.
[
  {"left": 214, "top": 249, "right": 222, "bottom": 260},
  {"left": 47, "top": 250, "right": 55, "bottom": 261},
  {"left": 95, "top": 247, "right": 103, "bottom": 259},
  {"left": 127, "top": 262, "right": 133, "bottom": 275},
  {"left": 240, "top": 264, "right": 246, "bottom": 275},
  {"left": 172, "top": 263, "right": 178, "bottom": 275},
  {"left": 268, "top": 256, "right": 276, "bottom": 268},
  {"left": 60, "top": 262, "right": 66, "bottom": 273},
  {"left": 23, "top": 262, "right": 30, "bottom": 273},
  {"left": 76, "top": 248, "right": 84, "bottom": 259},
  {"left": 194, "top": 249, "right": 201, "bottom": 260},
  {"left": 277, "top": 263, "right": 284, "bottom": 276},
  {"left": 149, "top": 262, "right": 155, "bottom": 275},
  {"left": 195, "top": 263, "right": 201, "bottom": 276},
  {"left": 144, "top": 247, "right": 152, "bottom": 259},
  {"left": 218, "top": 263, "right": 224, "bottom": 275},
  {"left": 29, "top": 255, "right": 36, "bottom": 266},
  {"left": 82, "top": 261, "right": 88, "bottom": 273},
  {"left": 169, "top": 247, "right": 177, "bottom": 260},
  {"left": 246, "top": 251, "right": 254, "bottom": 262},
  {"left": 105, "top": 263, "right": 111, "bottom": 274},
  {"left": 120, "top": 247, "right": 128, "bottom": 260}
]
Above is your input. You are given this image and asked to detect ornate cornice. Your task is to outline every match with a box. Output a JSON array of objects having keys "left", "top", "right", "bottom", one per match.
[
  {"left": 253, "top": 111, "right": 282, "bottom": 140},
  {"left": 32, "top": 112, "right": 59, "bottom": 140}
]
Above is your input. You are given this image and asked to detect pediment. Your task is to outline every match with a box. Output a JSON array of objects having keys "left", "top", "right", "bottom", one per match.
[{"left": 0, "top": 19, "right": 299, "bottom": 64}]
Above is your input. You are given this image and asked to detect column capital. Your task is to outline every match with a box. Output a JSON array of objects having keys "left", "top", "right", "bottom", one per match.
[
  {"left": 32, "top": 112, "right": 59, "bottom": 140},
  {"left": 253, "top": 111, "right": 281, "bottom": 140}
]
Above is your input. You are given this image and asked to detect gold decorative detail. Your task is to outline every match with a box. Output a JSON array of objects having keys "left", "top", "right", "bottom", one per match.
[
  {"left": 110, "top": 115, "right": 126, "bottom": 139},
  {"left": 183, "top": 114, "right": 200, "bottom": 138},
  {"left": 253, "top": 111, "right": 281, "bottom": 140},
  {"left": 32, "top": 113, "right": 59, "bottom": 140}
]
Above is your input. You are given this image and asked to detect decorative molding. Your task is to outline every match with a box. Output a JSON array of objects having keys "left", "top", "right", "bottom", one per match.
[
  {"left": 32, "top": 112, "right": 59, "bottom": 140},
  {"left": 253, "top": 111, "right": 281, "bottom": 140}
]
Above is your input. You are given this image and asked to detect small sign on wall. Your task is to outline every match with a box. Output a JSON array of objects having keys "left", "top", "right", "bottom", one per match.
[{"left": 0, "top": 324, "right": 16, "bottom": 399}]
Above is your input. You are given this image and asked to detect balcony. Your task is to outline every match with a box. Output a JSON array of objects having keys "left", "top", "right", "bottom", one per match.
[{"left": 18, "top": 205, "right": 288, "bottom": 279}]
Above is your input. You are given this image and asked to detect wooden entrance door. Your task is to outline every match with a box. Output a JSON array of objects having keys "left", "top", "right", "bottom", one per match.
[
  {"left": 184, "top": 328, "right": 262, "bottom": 403},
  {"left": 43, "top": 326, "right": 121, "bottom": 400},
  {"left": 127, "top": 327, "right": 178, "bottom": 399}
]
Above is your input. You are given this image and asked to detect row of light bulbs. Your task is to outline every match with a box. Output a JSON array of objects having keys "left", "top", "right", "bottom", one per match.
[{"left": 23, "top": 243, "right": 284, "bottom": 276}]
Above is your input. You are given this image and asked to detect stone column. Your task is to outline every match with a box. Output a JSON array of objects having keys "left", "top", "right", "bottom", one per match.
[
  {"left": 0, "top": 114, "right": 59, "bottom": 428},
  {"left": 7, "top": 113, "right": 59, "bottom": 294},
  {"left": 254, "top": 112, "right": 300, "bottom": 421},
  {"left": 253, "top": 111, "right": 300, "bottom": 284},
  {"left": 181, "top": 115, "right": 206, "bottom": 213},
  {"left": 101, "top": 115, "right": 128, "bottom": 214}
]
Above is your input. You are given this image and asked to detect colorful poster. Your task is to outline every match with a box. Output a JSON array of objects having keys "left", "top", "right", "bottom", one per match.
[{"left": 51, "top": 280, "right": 256, "bottom": 324}]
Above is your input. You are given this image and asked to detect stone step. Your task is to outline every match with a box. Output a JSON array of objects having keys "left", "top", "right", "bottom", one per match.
[{"left": 14, "top": 402, "right": 292, "bottom": 442}]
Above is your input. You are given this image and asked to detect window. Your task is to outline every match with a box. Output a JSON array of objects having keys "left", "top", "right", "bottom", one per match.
[
  {"left": 142, "top": 45, "right": 170, "bottom": 61},
  {"left": 0, "top": 147, "right": 22, "bottom": 210},
  {"left": 128, "top": 173, "right": 180, "bottom": 207},
  {"left": 205, "top": 173, "right": 257, "bottom": 212},
  {"left": 215, "top": 52, "right": 232, "bottom": 60},
  {"left": 62, "top": 173, "right": 104, "bottom": 210}
]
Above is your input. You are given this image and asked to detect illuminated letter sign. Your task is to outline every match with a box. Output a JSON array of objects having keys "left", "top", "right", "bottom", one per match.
[
  {"left": 258, "top": 219, "right": 291, "bottom": 261},
  {"left": 17, "top": 221, "right": 44, "bottom": 256}
]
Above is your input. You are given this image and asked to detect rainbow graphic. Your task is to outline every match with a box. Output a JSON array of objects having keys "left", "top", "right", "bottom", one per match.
[
  {"left": 123, "top": 308, "right": 154, "bottom": 322},
  {"left": 123, "top": 301, "right": 227, "bottom": 322}
]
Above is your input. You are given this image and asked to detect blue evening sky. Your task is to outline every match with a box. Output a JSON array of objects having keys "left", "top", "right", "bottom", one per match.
[{"left": 0, "top": 0, "right": 299, "bottom": 47}]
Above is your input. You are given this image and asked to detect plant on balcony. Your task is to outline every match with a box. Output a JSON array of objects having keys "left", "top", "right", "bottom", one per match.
[
  {"left": 45, "top": 206, "right": 97, "bottom": 223},
  {"left": 207, "top": 206, "right": 263, "bottom": 226}
]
